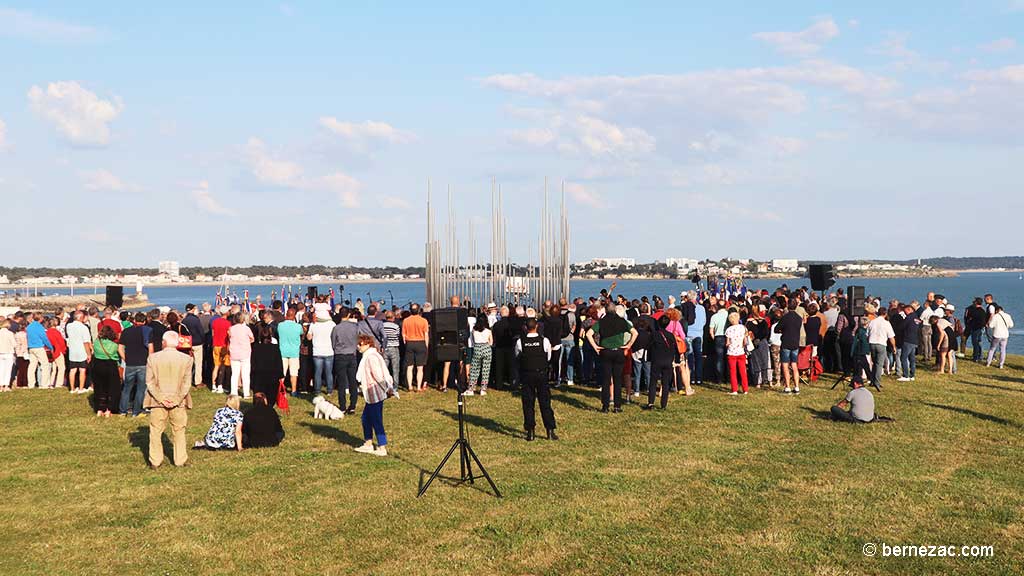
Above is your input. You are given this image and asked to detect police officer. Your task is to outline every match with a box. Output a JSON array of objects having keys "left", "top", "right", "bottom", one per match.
[{"left": 515, "top": 318, "right": 558, "bottom": 441}]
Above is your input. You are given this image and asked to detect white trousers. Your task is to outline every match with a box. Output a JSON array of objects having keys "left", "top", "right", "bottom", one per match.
[{"left": 230, "top": 359, "right": 251, "bottom": 397}]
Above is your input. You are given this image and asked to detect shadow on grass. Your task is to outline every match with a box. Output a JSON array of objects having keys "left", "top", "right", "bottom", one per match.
[
  {"left": 922, "top": 402, "right": 1019, "bottom": 428},
  {"left": 550, "top": 390, "right": 594, "bottom": 411},
  {"left": 300, "top": 422, "right": 363, "bottom": 447},
  {"left": 990, "top": 374, "right": 1024, "bottom": 386},
  {"left": 128, "top": 426, "right": 172, "bottom": 465},
  {"left": 435, "top": 409, "right": 522, "bottom": 439},
  {"left": 390, "top": 448, "right": 499, "bottom": 497},
  {"left": 798, "top": 406, "right": 833, "bottom": 420},
  {"left": 958, "top": 378, "right": 1022, "bottom": 394}
]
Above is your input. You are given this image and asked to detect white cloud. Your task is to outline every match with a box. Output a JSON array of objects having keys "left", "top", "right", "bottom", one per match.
[
  {"left": 564, "top": 182, "right": 603, "bottom": 208},
  {"left": 318, "top": 117, "right": 416, "bottom": 147},
  {"left": 979, "top": 38, "right": 1017, "bottom": 53},
  {"left": 870, "top": 32, "right": 949, "bottom": 74},
  {"left": 0, "top": 8, "right": 101, "bottom": 42},
  {"left": 379, "top": 195, "right": 412, "bottom": 210},
  {"left": 81, "top": 169, "right": 138, "bottom": 192},
  {"left": 753, "top": 18, "right": 840, "bottom": 56},
  {"left": 503, "top": 111, "right": 654, "bottom": 158},
  {"left": 191, "top": 181, "right": 231, "bottom": 215},
  {"left": 244, "top": 137, "right": 361, "bottom": 207},
  {"left": 0, "top": 119, "right": 7, "bottom": 149},
  {"left": 244, "top": 138, "right": 304, "bottom": 187},
  {"left": 683, "top": 192, "right": 783, "bottom": 222},
  {"left": 28, "top": 81, "right": 122, "bottom": 146}
]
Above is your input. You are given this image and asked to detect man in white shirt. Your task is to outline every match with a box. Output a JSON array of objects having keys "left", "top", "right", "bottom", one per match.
[
  {"left": 307, "top": 312, "right": 336, "bottom": 395},
  {"left": 867, "top": 314, "right": 895, "bottom": 390},
  {"left": 65, "top": 311, "right": 93, "bottom": 394}
]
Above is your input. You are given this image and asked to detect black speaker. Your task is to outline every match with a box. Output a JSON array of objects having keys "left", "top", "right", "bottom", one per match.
[
  {"left": 848, "top": 286, "right": 866, "bottom": 317},
  {"left": 431, "top": 307, "right": 468, "bottom": 363},
  {"left": 105, "top": 285, "right": 124, "bottom": 308},
  {"left": 808, "top": 264, "right": 835, "bottom": 291},
  {"left": 307, "top": 286, "right": 318, "bottom": 299}
]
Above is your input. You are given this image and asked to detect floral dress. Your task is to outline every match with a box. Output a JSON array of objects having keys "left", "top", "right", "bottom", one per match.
[{"left": 203, "top": 407, "right": 244, "bottom": 449}]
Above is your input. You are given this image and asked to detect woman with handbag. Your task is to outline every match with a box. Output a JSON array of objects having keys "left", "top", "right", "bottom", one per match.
[
  {"left": 724, "top": 312, "right": 750, "bottom": 395},
  {"left": 664, "top": 308, "right": 694, "bottom": 396},
  {"left": 642, "top": 315, "right": 680, "bottom": 410},
  {"left": 745, "top": 306, "right": 771, "bottom": 388},
  {"left": 354, "top": 334, "right": 394, "bottom": 457},
  {"left": 91, "top": 325, "right": 122, "bottom": 417}
]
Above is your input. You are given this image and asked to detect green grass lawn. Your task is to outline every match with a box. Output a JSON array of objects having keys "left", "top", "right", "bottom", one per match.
[{"left": 3, "top": 356, "right": 1023, "bottom": 575}]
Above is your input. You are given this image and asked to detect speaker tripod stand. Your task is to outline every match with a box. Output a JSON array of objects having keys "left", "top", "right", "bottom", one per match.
[{"left": 417, "top": 389, "right": 501, "bottom": 498}]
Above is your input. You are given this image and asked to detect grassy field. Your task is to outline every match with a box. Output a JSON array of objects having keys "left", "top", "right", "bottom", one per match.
[{"left": 3, "top": 356, "right": 1023, "bottom": 575}]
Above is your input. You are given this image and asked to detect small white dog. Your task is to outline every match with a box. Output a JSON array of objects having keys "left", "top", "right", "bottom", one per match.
[{"left": 312, "top": 396, "right": 345, "bottom": 420}]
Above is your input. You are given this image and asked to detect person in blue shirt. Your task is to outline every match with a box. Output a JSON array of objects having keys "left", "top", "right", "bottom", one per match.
[
  {"left": 25, "top": 313, "right": 53, "bottom": 389},
  {"left": 685, "top": 291, "right": 707, "bottom": 385}
]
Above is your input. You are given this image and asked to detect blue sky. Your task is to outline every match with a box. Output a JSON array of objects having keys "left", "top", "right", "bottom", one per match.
[{"left": 1, "top": 1, "right": 1021, "bottom": 267}]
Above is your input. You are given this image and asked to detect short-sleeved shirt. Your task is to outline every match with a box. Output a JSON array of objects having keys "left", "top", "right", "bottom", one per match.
[
  {"left": 92, "top": 338, "right": 120, "bottom": 361},
  {"left": 725, "top": 324, "right": 747, "bottom": 356},
  {"left": 204, "top": 407, "right": 244, "bottom": 449},
  {"left": 402, "top": 315, "right": 429, "bottom": 342},
  {"left": 845, "top": 387, "right": 875, "bottom": 422},
  {"left": 867, "top": 317, "right": 895, "bottom": 346},
  {"left": 120, "top": 325, "right": 152, "bottom": 367},
  {"left": 276, "top": 320, "right": 303, "bottom": 359},
  {"left": 228, "top": 324, "right": 254, "bottom": 361},
  {"left": 100, "top": 318, "right": 123, "bottom": 340},
  {"left": 777, "top": 311, "right": 803, "bottom": 350},
  {"left": 211, "top": 317, "right": 231, "bottom": 347},
  {"left": 66, "top": 321, "right": 92, "bottom": 362}
]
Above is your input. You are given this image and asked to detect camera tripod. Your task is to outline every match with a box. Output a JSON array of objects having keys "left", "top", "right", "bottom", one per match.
[{"left": 417, "top": 373, "right": 501, "bottom": 498}]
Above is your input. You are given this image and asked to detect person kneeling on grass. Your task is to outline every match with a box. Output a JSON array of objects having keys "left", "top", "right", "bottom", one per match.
[
  {"left": 194, "top": 395, "right": 244, "bottom": 450},
  {"left": 354, "top": 333, "right": 394, "bottom": 456},
  {"left": 241, "top": 392, "right": 285, "bottom": 448},
  {"left": 830, "top": 378, "right": 875, "bottom": 424}
]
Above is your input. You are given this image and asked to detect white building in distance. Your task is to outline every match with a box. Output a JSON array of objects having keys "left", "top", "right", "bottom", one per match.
[
  {"left": 665, "top": 258, "right": 699, "bottom": 272},
  {"left": 771, "top": 258, "right": 799, "bottom": 272},
  {"left": 590, "top": 258, "right": 636, "bottom": 269},
  {"left": 158, "top": 261, "right": 181, "bottom": 277}
]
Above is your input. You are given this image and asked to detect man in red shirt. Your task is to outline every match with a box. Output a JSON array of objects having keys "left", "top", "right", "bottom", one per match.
[
  {"left": 99, "top": 307, "right": 123, "bottom": 341},
  {"left": 210, "top": 305, "right": 232, "bottom": 393}
]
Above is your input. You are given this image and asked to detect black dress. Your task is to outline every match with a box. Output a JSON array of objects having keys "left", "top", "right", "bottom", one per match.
[
  {"left": 250, "top": 343, "right": 284, "bottom": 407},
  {"left": 242, "top": 404, "right": 285, "bottom": 448}
]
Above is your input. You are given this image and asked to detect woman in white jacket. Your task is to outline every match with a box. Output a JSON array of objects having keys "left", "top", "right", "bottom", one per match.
[
  {"left": 986, "top": 305, "right": 1014, "bottom": 369},
  {"left": 354, "top": 334, "right": 395, "bottom": 456}
]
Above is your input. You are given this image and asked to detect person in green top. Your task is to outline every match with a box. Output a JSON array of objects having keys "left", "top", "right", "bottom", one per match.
[
  {"left": 119, "top": 311, "right": 133, "bottom": 330},
  {"left": 91, "top": 325, "right": 122, "bottom": 417},
  {"left": 585, "top": 304, "right": 638, "bottom": 413},
  {"left": 850, "top": 317, "right": 874, "bottom": 389},
  {"left": 276, "top": 309, "right": 304, "bottom": 396}
]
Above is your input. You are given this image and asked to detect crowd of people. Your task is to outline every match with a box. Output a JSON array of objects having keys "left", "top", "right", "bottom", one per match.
[{"left": 0, "top": 284, "right": 1015, "bottom": 465}]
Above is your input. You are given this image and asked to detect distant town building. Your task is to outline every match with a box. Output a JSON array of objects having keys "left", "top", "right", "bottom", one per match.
[
  {"left": 771, "top": 259, "right": 799, "bottom": 272},
  {"left": 158, "top": 260, "right": 181, "bottom": 277},
  {"left": 665, "top": 258, "right": 699, "bottom": 272},
  {"left": 590, "top": 258, "right": 636, "bottom": 269}
]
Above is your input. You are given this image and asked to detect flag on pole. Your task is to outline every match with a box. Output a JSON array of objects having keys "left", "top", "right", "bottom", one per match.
[{"left": 329, "top": 288, "right": 335, "bottom": 309}]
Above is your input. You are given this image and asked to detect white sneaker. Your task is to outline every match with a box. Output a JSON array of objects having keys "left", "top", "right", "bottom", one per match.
[
  {"left": 463, "top": 390, "right": 474, "bottom": 396},
  {"left": 794, "top": 388, "right": 801, "bottom": 395},
  {"left": 897, "top": 377, "right": 910, "bottom": 382},
  {"left": 373, "top": 446, "right": 388, "bottom": 457},
  {"left": 354, "top": 442, "right": 376, "bottom": 454},
  {"left": 633, "top": 392, "right": 640, "bottom": 397},
  {"left": 783, "top": 387, "right": 792, "bottom": 394},
  {"left": 479, "top": 390, "right": 487, "bottom": 396},
  {"left": 728, "top": 391, "right": 739, "bottom": 396}
]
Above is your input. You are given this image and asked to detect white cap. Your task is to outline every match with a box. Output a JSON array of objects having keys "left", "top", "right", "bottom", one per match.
[
  {"left": 945, "top": 304, "right": 955, "bottom": 311},
  {"left": 218, "top": 305, "right": 230, "bottom": 314}
]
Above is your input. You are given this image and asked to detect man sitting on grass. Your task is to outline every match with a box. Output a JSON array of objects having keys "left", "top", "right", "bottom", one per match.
[{"left": 830, "top": 378, "right": 875, "bottom": 424}]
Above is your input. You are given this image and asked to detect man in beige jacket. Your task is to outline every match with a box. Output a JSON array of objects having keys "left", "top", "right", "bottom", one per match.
[{"left": 145, "top": 331, "right": 194, "bottom": 468}]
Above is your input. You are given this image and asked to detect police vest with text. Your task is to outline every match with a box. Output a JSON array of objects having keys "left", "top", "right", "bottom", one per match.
[{"left": 520, "top": 335, "right": 547, "bottom": 372}]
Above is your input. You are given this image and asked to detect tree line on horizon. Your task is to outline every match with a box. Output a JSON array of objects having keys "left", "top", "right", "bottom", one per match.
[{"left": 2, "top": 256, "right": 1021, "bottom": 282}]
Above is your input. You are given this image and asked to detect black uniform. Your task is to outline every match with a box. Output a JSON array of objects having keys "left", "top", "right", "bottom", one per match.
[{"left": 517, "top": 333, "right": 557, "bottom": 432}]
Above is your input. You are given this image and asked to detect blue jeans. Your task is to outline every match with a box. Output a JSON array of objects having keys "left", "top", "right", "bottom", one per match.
[
  {"left": 361, "top": 400, "right": 387, "bottom": 446},
  {"left": 687, "top": 336, "right": 703, "bottom": 382},
  {"left": 582, "top": 341, "right": 597, "bottom": 383},
  {"left": 560, "top": 337, "right": 575, "bottom": 383},
  {"left": 632, "top": 358, "right": 651, "bottom": 393},
  {"left": 970, "top": 328, "right": 984, "bottom": 361},
  {"left": 714, "top": 336, "right": 727, "bottom": 383},
  {"left": 869, "top": 344, "right": 887, "bottom": 388},
  {"left": 900, "top": 343, "right": 917, "bottom": 378},
  {"left": 119, "top": 365, "right": 147, "bottom": 416},
  {"left": 313, "top": 355, "right": 334, "bottom": 394}
]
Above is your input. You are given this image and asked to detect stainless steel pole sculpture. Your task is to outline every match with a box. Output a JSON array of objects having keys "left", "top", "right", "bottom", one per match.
[{"left": 425, "top": 180, "right": 570, "bottom": 308}]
